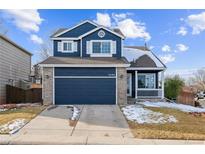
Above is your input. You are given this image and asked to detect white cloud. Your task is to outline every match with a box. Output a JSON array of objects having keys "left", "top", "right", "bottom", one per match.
[
  {"left": 94, "top": 12, "right": 151, "bottom": 41},
  {"left": 176, "top": 26, "right": 187, "bottom": 36},
  {"left": 2, "top": 9, "right": 43, "bottom": 33},
  {"left": 161, "top": 45, "right": 171, "bottom": 52},
  {"left": 112, "top": 13, "right": 132, "bottom": 22},
  {"left": 187, "top": 12, "right": 205, "bottom": 35},
  {"left": 30, "top": 34, "right": 43, "bottom": 45},
  {"left": 159, "top": 54, "right": 175, "bottom": 64},
  {"left": 149, "top": 46, "right": 154, "bottom": 50},
  {"left": 95, "top": 13, "right": 111, "bottom": 27},
  {"left": 117, "top": 19, "right": 151, "bottom": 41},
  {"left": 176, "top": 44, "right": 189, "bottom": 52},
  {"left": 180, "top": 18, "right": 184, "bottom": 21}
]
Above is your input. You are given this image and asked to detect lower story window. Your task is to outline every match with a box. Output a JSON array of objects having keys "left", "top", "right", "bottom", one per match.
[{"left": 138, "top": 73, "right": 155, "bottom": 89}]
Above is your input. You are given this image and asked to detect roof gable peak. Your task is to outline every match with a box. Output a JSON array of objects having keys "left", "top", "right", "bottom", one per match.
[{"left": 52, "top": 20, "right": 98, "bottom": 38}]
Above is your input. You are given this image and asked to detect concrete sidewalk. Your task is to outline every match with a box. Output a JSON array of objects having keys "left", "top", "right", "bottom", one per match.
[{"left": 1, "top": 135, "right": 205, "bottom": 145}]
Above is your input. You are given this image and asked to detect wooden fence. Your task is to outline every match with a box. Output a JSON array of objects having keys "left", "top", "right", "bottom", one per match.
[
  {"left": 6, "top": 85, "right": 42, "bottom": 104},
  {"left": 177, "top": 89, "right": 195, "bottom": 106}
]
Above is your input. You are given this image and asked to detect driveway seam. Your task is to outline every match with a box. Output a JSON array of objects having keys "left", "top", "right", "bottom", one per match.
[{"left": 70, "top": 105, "right": 85, "bottom": 136}]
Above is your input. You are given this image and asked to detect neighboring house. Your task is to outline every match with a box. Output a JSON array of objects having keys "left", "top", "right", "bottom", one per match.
[
  {"left": 0, "top": 35, "right": 32, "bottom": 104},
  {"left": 39, "top": 20, "right": 166, "bottom": 105}
]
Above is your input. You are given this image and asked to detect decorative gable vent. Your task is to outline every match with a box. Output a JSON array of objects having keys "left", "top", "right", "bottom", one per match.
[{"left": 98, "top": 30, "right": 105, "bottom": 38}]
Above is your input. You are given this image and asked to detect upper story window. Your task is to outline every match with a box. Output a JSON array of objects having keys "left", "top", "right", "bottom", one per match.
[
  {"left": 92, "top": 41, "right": 111, "bottom": 54},
  {"left": 62, "top": 41, "right": 73, "bottom": 52},
  {"left": 57, "top": 41, "right": 78, "bottom": 53}
]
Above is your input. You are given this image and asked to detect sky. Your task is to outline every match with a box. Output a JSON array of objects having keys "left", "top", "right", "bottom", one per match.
[{"left": 0, "top": 9, "right": 205, "bottom": 78}]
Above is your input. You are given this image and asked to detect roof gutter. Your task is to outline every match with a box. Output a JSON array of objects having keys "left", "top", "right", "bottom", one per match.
[
  {"left": 39, "top": 64, "right": 130, "bottom": 68},
  {"left": 127, "top": 67, "right": 166, "bottom": 71}
]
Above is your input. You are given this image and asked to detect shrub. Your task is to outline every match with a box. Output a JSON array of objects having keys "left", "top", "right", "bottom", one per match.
[{"left": 165, "top": 75, "right": 184, "bottom": 100}]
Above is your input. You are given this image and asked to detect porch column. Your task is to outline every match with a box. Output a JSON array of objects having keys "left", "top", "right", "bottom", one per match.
[
  {"left": 135, "top": 70, "right": 138, "bottom": 99},
  {"left": 161, "top": 70, "right": 165, "bottom": 99}
]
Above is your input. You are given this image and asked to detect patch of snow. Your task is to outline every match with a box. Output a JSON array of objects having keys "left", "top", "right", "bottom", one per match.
[
  {"left": 0, "top": 108, "right": 8, "bottom": 112},
  {"left": 139, "top": 101, "right": 205, "bottom": 113},
  {"left": 71, "top": 106, "right": 80, "bottom": 120},
  {"left": 0, "top": 119, "right": 27, "bottom": 134},
  {"left": 122, "top": 105, "right": 177, "bottom": 124},
  {"left": 123, "top": 47, "right": 165, "bottom": 68}
]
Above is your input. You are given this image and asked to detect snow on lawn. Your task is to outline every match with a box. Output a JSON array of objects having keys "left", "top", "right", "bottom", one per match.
[
  {"left": 0, "top": 119, "right": 27, "bottom": 134},
  {"left": 0, "top": 108, "right": 8, "bottom": 112},
  {"left": 139, "top": 101, "right": 205, "bottom": 113},
  {"left": 71, "top": 106, "right": 80, "bottom": 120},
  {"left": 122, "top": 105, "right": 177, "bottom": 124}
]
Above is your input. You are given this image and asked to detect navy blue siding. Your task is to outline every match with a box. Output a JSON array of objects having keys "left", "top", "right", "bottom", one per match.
[
  {"left": 55, "top": 78, "right": 116, "bottom": 105},
  {"left": 53, "top": 40, "right": 80, "bottom": 57},
  {"left": 137, "top": 90, "right": 158, "bottom": 97},
  {"left": 55, "top": 67, "right": 115, "bottom": 76},
  {"left": 58, "top": 22, "right": 97, "bottom": 38},
  {"left": 82, "top": 28, "right": 122, "bottom": 58},
  {"left": 127, "top": 70, "right": 159, "bottom": 98}
]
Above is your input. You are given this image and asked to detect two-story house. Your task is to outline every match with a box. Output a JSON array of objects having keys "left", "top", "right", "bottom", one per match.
[{"left": 39, "top": 20, "right": 166, "bottom": 105}]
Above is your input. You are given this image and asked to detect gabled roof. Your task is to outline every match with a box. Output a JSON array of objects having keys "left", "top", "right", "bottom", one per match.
[
  {"left": 113, "top": 28, "right": 125, "bottom": 38},
  {"left": 123, "top": 46, "right": 166, "bottom": 69},
  {"left": 50, "top": 28, "right": 67, "bottom": 38},
  {"left": 51, "top": 20, "right": 125, "bottom": 39},
  {"left": 79, "top": 26, "right": 125, "bottom": 39},
  {"left": 0, "top": 34, "right": 32, "bottom": 56},
  {"left": 52, "top": 20, "right": 98, "bottom": 38},
  {"left": 124, "top": 45, "right": 150, "bottom": 51},
  {"left": 130, "top": 55, "right": 157, "bottom": 67}
]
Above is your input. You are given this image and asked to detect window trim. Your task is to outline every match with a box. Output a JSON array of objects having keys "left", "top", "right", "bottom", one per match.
[
  {"left": 137, "top": 73, "right": 156, "bottom": 90},
  {"left": 90, "top": 40, "right": 112, "bottom": 57},
  {"left": 62, "top": 41, "right": 74, "bottom": 53}
]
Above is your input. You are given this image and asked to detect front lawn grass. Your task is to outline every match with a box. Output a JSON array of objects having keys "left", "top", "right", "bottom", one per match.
[
  {"left": 0, "top": 106, "right": 45, "bottom": 134},
  {"left": 128, "top": 107, "right": 205, "bottom": 140}
]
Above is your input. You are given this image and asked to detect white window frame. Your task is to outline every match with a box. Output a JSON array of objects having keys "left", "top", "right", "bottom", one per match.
[
  {"left": 137, "top": 73, "right": 156, "bottom": 90},
  {"left": 90, "top": 40, "right": 112, "bottom": 57},
  {"left": 62, "top": 41, "right": 74, "bottom": 53},
  {"left": 127, "top": 73, "right": 132, "bottom": 96}
]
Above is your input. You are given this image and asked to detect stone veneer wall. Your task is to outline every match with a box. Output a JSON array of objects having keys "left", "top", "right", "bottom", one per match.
[
  {"left": 117, "top": 67, "right": 127, "bottom": 105},
  {"left": 42, "top": 67, "right": 53, "bottom": 105}
]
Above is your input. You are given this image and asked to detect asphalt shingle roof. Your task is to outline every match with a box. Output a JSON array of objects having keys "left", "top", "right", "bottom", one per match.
[{"left": 39, "top": 56, "right": 129, "bottom": 65}]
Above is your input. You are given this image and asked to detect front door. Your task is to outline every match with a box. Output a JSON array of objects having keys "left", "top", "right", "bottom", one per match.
[{"left": 127, "top": 73, "right": 132, "bottom": 96}]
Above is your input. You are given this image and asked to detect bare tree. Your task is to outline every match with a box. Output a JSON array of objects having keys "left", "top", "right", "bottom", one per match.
[
  {"left": 38, "top": 29, "right": 58, "bottom": 61},
  {"left": 190, "top": 69, "right": 205, "bottom": 91},
  {"left": 39, "top": 42, "right": 52, "bottom": 61}
]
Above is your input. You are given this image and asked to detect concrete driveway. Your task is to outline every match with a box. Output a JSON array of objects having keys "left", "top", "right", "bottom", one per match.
[
  {"left": 72, "top": 105, "right": 133, "bottom": 138},
  {"left": 6, "top": 105, "right": 133, "bottom": 144}
]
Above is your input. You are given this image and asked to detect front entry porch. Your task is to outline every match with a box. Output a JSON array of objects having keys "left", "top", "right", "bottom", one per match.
[{"left": 127, "top": 68, "right": 165, "bottom": 99}]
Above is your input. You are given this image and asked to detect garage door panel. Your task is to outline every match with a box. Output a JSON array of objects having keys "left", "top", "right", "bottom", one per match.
[
  {"left": 55, "top": 67, "right": 116, "bottom": 76},
  {"left": 55, "top": 78, "right": 116, "bottom": 105}
]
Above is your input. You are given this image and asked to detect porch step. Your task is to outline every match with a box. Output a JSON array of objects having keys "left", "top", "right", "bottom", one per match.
[{"left": 127, "top": 97, "right": 166, "bottom": 104}]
